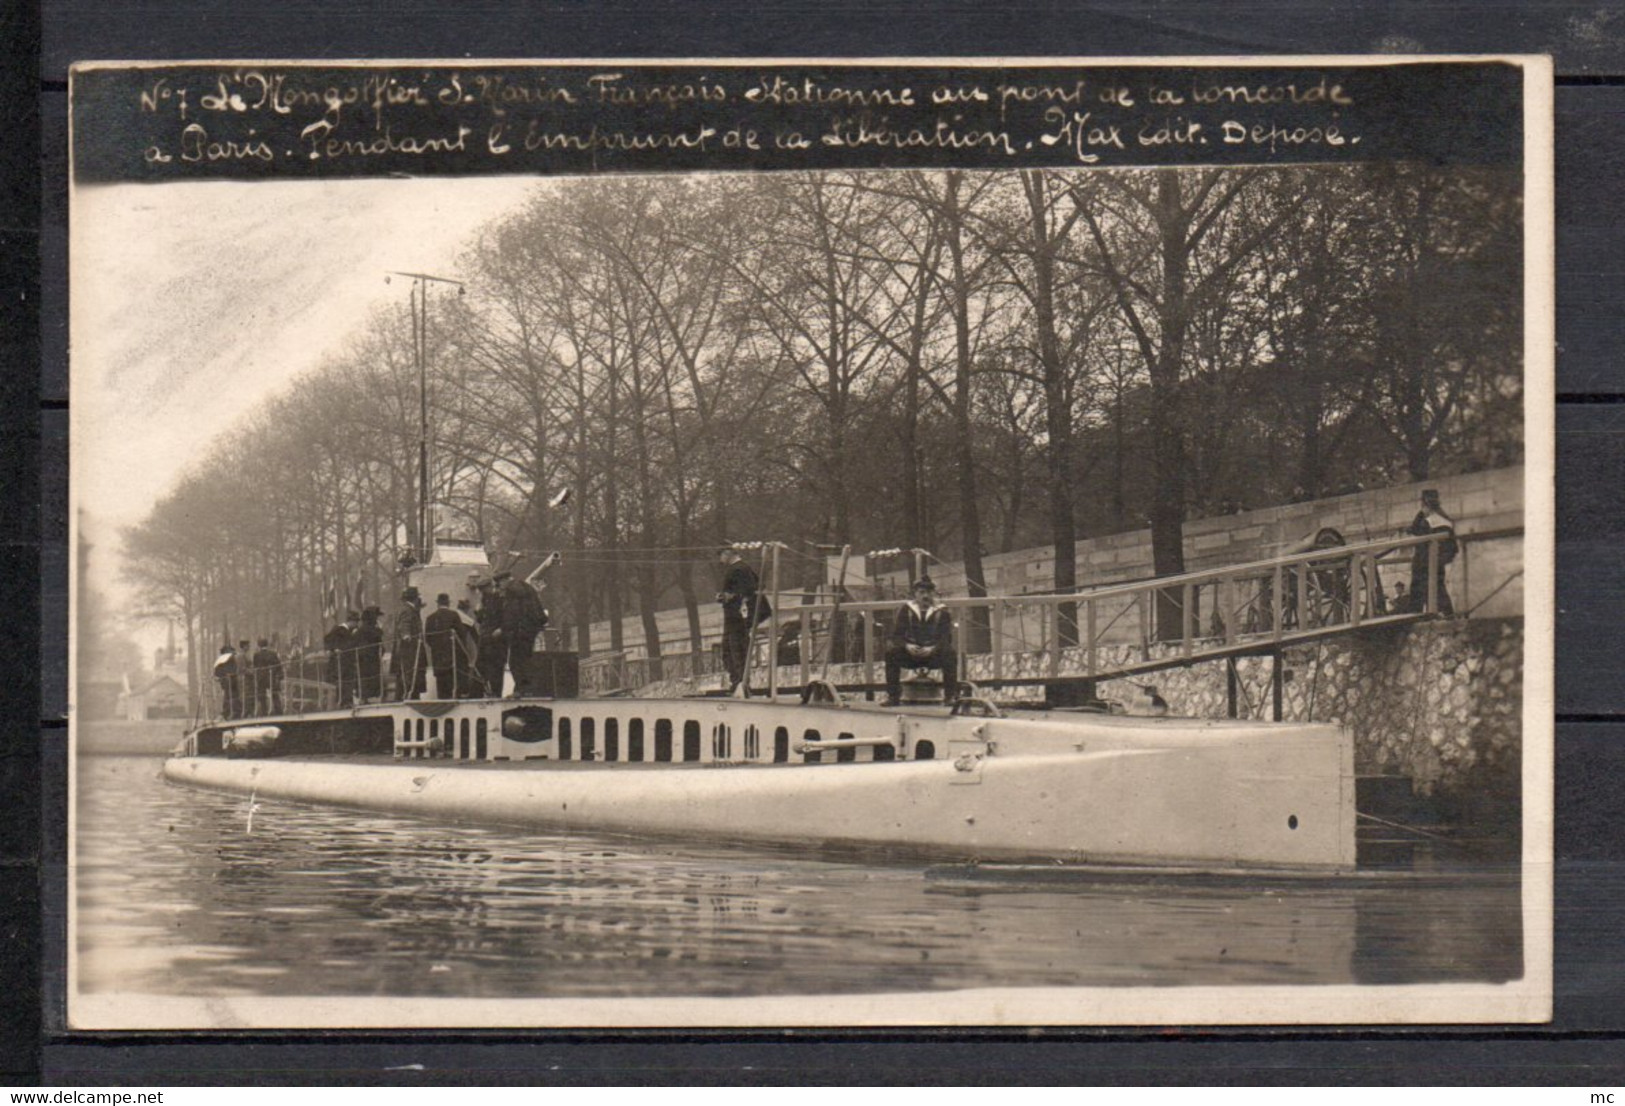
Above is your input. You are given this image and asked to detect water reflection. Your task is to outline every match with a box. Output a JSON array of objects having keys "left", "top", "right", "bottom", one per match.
[{"left": 75, "top": 754, "right": 1523, "bottom": 998}]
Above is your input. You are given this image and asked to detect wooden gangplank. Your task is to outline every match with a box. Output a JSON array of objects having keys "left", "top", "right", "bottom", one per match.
[{"left": 741, "top": 532, "right": 1454, "bottom": 700}]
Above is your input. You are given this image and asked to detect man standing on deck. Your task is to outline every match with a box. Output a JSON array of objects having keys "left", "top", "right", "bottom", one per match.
[
  {"left": 354, "top": 607, "right": 385, "bottom": 703},
  {"left": 213, "top": 643, "right": 240, "bottom": 719},
  {"left": 717, "top": 546, "right": 768, "bottom": 696},
  {"left": 473, "top": 577, "right": 506, "bottom": 698},
  {"left": 391, "top": 587, "right": 428, "bottom": 700},
  {"left": 253, "top": 637, "right": 284, "bottom": 716},
  {"left": 424, "top": 593, "right": 463, "bottom": 699},
  {"left": 236, "top": 639, "right": 255, "bottom": 717},
  {"left": 498, "top": 569, "right": 548, "bottom": 697},
  {"left": 883, "top": 575, "right": 958, "bottom": 707},
  {"left": 323, "top": 611, "right": 356, "bottom": 708}
]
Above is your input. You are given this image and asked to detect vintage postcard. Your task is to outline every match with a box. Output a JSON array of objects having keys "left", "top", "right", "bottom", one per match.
[{"left": 66, "top": 56, "right": 1553, "bottom": 1028}]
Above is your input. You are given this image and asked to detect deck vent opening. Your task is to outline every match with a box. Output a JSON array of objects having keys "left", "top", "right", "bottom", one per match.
[
  {"left": 915, "top": 739, "right": 936, "bottom": 761},
  {"left": 1288, "top": 814, "right": 1299, "bottom": 830}
]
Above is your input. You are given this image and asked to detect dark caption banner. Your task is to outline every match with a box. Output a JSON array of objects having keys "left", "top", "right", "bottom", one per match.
[{"left": 71, "top": 61, "right": 1523, "bottom": 182}]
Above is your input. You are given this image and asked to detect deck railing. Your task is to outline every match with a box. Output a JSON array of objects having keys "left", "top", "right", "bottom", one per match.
[{"left": 194, "top": 530, "right": 1485, "bottom": 718}]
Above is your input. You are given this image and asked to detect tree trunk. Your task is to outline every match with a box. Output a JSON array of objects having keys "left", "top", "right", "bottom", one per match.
[
  {"left": 942, "top": 172, "right": 991, "bottom": 654},
  {"left": 1149, "top": 171, "right": 1191, "bottom": 641},
  {"left": 1023, "top": 172, "right": 1079, "bottom": 645}
]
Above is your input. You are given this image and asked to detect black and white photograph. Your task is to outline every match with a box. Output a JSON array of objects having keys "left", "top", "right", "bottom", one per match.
[{"left": 66, "top": 56, "right": 1553, "bottom": 1028}]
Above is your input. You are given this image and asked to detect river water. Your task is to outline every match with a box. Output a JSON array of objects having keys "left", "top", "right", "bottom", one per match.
[{"left": 74, "top": 752, "right": 1524, "bottom": 1002}]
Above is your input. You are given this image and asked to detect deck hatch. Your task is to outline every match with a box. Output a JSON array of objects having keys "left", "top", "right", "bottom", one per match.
[{"left": 498, "top": 706, "right": 555, "bottom": 744}]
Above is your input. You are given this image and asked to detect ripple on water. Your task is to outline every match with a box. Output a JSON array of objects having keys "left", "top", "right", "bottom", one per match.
[{"left": 73, "top": 753, "right": 1525, "bottom": 998}]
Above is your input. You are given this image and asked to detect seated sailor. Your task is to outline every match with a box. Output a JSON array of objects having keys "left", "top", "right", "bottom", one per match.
[{"left": 884, "top": 575, "right": 958, "bottom": 706}]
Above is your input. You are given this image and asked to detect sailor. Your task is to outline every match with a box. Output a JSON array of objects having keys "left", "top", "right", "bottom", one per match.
[
  {"left": 253, "top": 637, "right": 284, "bottom": 716},
  {"left": 213, "top": 643, "right": 240, "bottom": 719},
  {"left": 391, "top": 586, "right": 428, "bottom": 701},
  {"left": 424, "top": 592, "right": 464, "bottom": 699},
  {"left": 497, "top": 569, "right": 548, "bottom": 697},
  {"left": 716, "top": 546, "right": 768, "bottom": 695},
  {"left": 1404, "top": 488, "right": 1458, "bottom": 615},
  {"left": 354, "top": 606, "right": 385, "bottom": 703},
  {"left": 323, "top": 611, "right": 357, "bottom": 708},
  {"left": 473, "top": 576, "right": 507, "bottom": 698},
  {"left": 236, "top": 639, "right": 256, "bottom": 717},
  {"left": 883, "top": 575, "right": 958, "bottom": 707}
]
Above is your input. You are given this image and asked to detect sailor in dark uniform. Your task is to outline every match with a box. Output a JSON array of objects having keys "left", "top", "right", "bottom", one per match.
[
  {"left": 354, "top": 606, "right": 385, "bottom": 703},
  {"left": 236, "top": 639, "right": 255, "bottom": 716},
  {"left": 884, "top": 575, "right": 958, "bottom": 706},
  {"left": 497, "top": 570, "right": 548, "bottom": 697},
  {"left": 253, "top": 638, "right": 284, "bottom": 716},
  {"left": 323, "top": 612, "right": 356, "bottom": 708},
  {"left": 473, "top": 577, "right": 506, "bottom": 698},
  {"left": 716, "top": 546, "right": 767, "bottom": 695}
]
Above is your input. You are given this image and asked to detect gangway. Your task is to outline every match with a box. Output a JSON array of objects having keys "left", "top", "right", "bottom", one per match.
[{"left": 737, "top": 531, "right": 1458, "bottom": 715}]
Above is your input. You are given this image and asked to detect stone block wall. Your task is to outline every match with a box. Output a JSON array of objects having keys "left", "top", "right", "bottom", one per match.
[{"left": 1091, "top": 618, "right": 1524, "bottom": 799}]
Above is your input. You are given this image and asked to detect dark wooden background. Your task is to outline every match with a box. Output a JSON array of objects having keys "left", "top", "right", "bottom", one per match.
[{"left": 13, "top": 1, "right": 1625, "bottom": 1084}]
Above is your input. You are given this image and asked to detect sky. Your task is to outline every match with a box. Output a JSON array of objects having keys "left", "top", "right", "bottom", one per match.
[{"left": 71, "top": 175, "right": 544, "bottom": 644}]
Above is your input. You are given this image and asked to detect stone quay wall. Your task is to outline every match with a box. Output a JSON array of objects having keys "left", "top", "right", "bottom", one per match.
[{"left": 1090, "top": 618, "right": 1525, "bottom": 800}]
